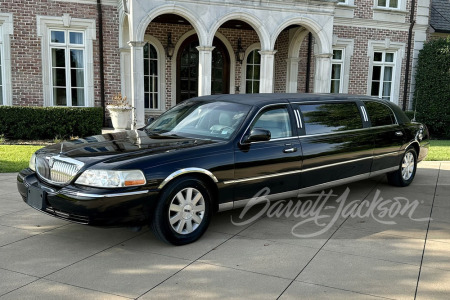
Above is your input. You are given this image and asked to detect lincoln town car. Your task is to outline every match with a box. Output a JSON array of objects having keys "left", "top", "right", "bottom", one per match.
[{"left": 17, "top": 94, "right": 430, "bottom": 245}]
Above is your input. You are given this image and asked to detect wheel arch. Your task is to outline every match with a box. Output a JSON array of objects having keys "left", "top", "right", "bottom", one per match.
[{"left": 158, "top": 168, "right": 220, "bottom": 212}]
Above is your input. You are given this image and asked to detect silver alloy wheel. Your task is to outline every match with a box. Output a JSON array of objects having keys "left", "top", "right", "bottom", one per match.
[
  {"left": 168, "top": 187, "right": 205, "bottom": 235},
  {"left": 401, "top": 152, "right": 415, "bottom": 181}
]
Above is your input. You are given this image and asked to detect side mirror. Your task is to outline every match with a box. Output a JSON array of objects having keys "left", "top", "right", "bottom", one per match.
[
  {"left": 245, "top": 128, "right": 271, "bottom": 143},
  {"left": 146, "top": 117, "right": 156, "bottom": 125}
]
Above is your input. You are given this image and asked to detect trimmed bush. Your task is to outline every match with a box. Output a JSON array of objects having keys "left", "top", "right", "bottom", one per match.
[
  {"left": 413, "top": 37, "right": 450, "bottom": 138},
  {"left": 0, "top": 106, "right": 103, "bottom": 140}
]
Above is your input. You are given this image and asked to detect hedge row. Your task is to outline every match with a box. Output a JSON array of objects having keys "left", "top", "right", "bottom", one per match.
[
  {"left": 413, "top": 37, "right": 450, "bottom": 139},
  {"left": 0, "top": 106, "right": 103, "bottom": 140}
]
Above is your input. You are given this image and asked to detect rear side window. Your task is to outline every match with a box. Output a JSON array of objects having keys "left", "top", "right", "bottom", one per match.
[
  {"left": 299, "top": 102, "right": 363, "bottom": 135},
  {"left": 364, "top": 101, "right": 396, "bottom": 127}
]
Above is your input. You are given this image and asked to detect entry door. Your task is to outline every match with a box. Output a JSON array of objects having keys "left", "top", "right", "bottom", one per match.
[
  {"left": 177, "top": 36, "right": 230, "bottom": 103},
  {"left": 233, "top": 105, "right": 302, "bottom": 203}
]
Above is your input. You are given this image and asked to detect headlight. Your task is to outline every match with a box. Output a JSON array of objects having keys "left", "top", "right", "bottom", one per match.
[
  {"left": 29, "top": 153, "right": 36, "bottom": 171},
  {"left": 75, "top": 170, "right": 146, "bottom": 188}
]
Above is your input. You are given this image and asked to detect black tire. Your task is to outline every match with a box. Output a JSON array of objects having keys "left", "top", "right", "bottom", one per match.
[
  {"left": 387, "top": 147, "right": 417, "bottom": 187},
  {"left": 151, "top": 176, "right": 212, "bottom": 245}
]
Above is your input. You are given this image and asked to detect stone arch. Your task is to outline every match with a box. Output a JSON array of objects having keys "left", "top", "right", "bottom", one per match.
[
  {"left": 214, "top": 31, "right": 236, "bottom": 94},
  {"left": 270, "top": 17, "right": 332, "bottom": 55},
  {"left": 136, "top": 4, "right": 208, "bottom": 45},
  {"left": 208, "top": 12, "right": 270, "bottom": 50}
]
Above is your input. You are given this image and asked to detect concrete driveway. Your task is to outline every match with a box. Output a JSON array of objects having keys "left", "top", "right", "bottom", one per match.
[{"left": 0, "top": 161, "right": 449, "bottom": 299}]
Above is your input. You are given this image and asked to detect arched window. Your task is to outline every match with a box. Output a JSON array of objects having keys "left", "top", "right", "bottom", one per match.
[
  {"left": 143, "top": 43, "right": 159, "bottom": 109},
  {"left": 245, "top": 49, "right": 260, "bottom": 94}
]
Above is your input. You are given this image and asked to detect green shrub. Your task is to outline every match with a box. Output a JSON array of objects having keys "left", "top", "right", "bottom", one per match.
[
  {"left": 413, "top": 37, "right": 450, "bottom": 138},
  {"left": 0, "top": 106, "right": 103, "bottom": 140}
]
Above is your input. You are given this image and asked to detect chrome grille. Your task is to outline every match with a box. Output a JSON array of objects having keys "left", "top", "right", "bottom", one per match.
[{"left": 36, "top": 155, "right": 84, "bottom": 185}]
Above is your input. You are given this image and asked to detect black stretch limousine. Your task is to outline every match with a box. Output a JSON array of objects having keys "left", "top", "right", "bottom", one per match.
[{"left": 17, "top": 94, "right": 429, "bottom": 245}]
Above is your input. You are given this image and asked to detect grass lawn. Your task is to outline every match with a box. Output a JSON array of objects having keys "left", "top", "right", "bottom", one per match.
[
  {"left": 426, "top": 140, "right": 450, "bottom": 161},
  {"left": 0, "top": 140, "right": 449, "bottom": 173},
  {"left": 0, "top": 145, "right": 44, "bottom": 173}
]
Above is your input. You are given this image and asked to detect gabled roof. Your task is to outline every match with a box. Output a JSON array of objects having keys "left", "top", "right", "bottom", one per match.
[{"left": 430, "top": 0, "right": 450, "bottom": 33}]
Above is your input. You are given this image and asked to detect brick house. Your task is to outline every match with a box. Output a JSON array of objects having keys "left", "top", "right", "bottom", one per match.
[{"left": 0, "top": 0, "right": 431, "bottom": 128}]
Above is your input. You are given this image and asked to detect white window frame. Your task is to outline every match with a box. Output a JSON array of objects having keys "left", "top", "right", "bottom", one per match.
[
  {"left": 241, "top": 43, "right": 261, "bottom": 94},
  {"left": 331, "top": 37, "right": 354, "bottom": 94},
  {"left": 49, "top": 29, "right": 87, "bottom": 106},
  {"left": 367, "top": 39, "right": 405, "bottom": 104},
  {"left": 143, "top": 35, "right": 166, "bottom": 113},
  {"left": 0, "top": 13, "right": 13, "bottom": 106},
  {"left": 373, "top": 0, "right": 406, "bottom": 10},
  {"left": 37, "top": 14, "right": 96, "bottom": 107},
  {"left": 330, "top": 48, "right": 345, "bottom": 94}
]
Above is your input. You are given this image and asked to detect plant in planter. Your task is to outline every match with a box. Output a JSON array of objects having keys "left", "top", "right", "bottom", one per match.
[{"left": 107, "top": 93, "right": 133, "bottom": 131}]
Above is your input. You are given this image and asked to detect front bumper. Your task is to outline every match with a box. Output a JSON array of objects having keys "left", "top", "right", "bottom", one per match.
[{"left": 17, "top": 169, "right": 159, "bottom": 227}]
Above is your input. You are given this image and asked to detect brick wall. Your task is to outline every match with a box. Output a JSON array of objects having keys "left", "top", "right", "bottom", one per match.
[{"left": 1, "top": 0, "right": 120, "bottom": 107}]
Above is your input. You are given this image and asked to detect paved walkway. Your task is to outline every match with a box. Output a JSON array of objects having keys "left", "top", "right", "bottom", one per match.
[{"left": 0, "top": 162, "right": 449, "bottom": 299}]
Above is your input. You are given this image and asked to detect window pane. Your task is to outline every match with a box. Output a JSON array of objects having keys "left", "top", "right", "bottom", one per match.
[
  {"left": 150, "top": 60, "right": 157, "bottom": 76},
  {"left": 51, "top": 31, "right": 65, "bottom": 43},
  {"left": 371, "top": 81, "right": 380, "bottom": 96},
  {"left": 330, "top": 80, "right": 340, "bottom": 93},
  {"left": 53, "top": 88, "right": 67, "bottom": 106},
  {"left": 384, "top": 66, "right": 393, "bottom": 82},
  {"left": 253, "top": 50, "right": 261, "bottom": 64},
  {"left": 143, "top": 44, "right": 149, "bottom": 58},
  {"left": 374, "top": 52, "right": 382, "bottom": 62},
  {"left": 70, "top": 49, "right": 84, "bottom": 68},
  {"left": 300, "top": 103, "right": 363, "bottom": 135},
  {"left": 144, "top": 93, "right": 149, "bottom": 109},
  {"left": 144, "top": 59, "right": 149, "bottom": 75},
  {"left": 252, "top": 107, "right": 292, "bottom": 139},
  {"left": 253, "top": 65, "right": 260, "bottom": 79},
  {"left": 150, "top": 44, "right": 157, "bottom": 59},
  {"left": 385, "top": 53, "right": 394, "bottom": 62},
  {"left": 331, "top": 64, "right": 341, "bottom": 80},
  {"left": 71, "top": 69, "right": 84, "bottom": 87},
  {"left": 247, "top": 51, "right": 254, "bottom": 64},
  {"left": 144, "top": 76, "right": 149, "bottom": 92},
  {"left": 246, "top": 81, "right": 252, "bottom": 94},
  {"left": 247, "top": 65, "right": 253, "bottom": 79},
  {"left": 52, "top": 49, "right": 65, "bottom": 67},
  {"left": 382, "top": 82, "right": 392, "bottom": 99},
  {"left": 69, "top": 32, "right": 83, "bottom": 45},
  {"left": 372, "top": 66, "right": 381, "bottom": 80},
  {"left": 378, "top": 0, "right": 387, "bottom": 7},
  {"left": 333, "top": 50, "right": 342, "bottom": 60},
  {"left": 52, "top": 69, "right": 66, "bottom": 86},
  {"left": 365, "top": 101, "right": 395, "bottom": 126},
  {"left": 253, "top": 80, "right": 260, "bottom": 94},
  {"left": 389, "top": 0, "right": 398, "bottom": 8},
  {"left": 72, "top": 88, "right": 85, "bottom": 106}
]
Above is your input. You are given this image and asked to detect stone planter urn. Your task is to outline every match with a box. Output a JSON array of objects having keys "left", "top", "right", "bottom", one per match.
[{"left": 107, "top": 93, "right": 133, "bottom": 131}]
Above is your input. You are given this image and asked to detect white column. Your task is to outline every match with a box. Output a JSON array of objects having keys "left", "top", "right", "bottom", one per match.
[
  {"left": 128, "top": 41, "right": 146, "bottom": 129},
  {"left": 259, "top": 50, "right": 277, "bottom": 93},
  {"left": 197, "top": 46, "right": 215, "bottom": 97},
  {"left": 313, "top": 53, "right": 333, "bottom": 93},
  {"left": 286, "top": 57, "right": 301, "bottom": 93}
]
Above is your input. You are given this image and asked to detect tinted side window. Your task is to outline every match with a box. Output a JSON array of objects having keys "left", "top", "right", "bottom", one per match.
[
  {"left": 299, "top": 102, "right": 363, "bottom": 135},
  {"left": 252, "top": 107, "right": 293, "bottom": 139},
  {"left": 364, "top": 101, "right": 395, "bottom": 127}
]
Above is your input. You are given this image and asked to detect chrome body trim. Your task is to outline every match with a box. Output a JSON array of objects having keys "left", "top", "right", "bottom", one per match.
[
  {"left": 74, "top": 190, "right": 150, "bottom": 198},
  {"left": 298, "top": 127, "right": 370, "bottom": 139},
  {"left": 369, "top": 166, "right": 399, "bottom": 177},
  {"left": 223, "top": 169, "right": 302, "bottom": 185},
  {"left": 302, "top": 156, "right": 372, "bottom": 172},
  {"left": 230, "top": 167, "right": 398, "bottom": 209},
  {"left": 361, "top": 106, "right": 369, "bottom": 122},
  {"left": 158, "top": 168, "right": 219, "bottom": 189}
]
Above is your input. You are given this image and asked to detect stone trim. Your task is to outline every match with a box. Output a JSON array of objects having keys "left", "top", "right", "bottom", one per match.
[{"left": 0, "top": 13, "right": 13, "bottom": 106}]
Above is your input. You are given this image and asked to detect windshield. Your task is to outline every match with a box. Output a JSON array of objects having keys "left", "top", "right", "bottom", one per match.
[{"left": 145, "top": 101, "right": 251, "bottom": 140}]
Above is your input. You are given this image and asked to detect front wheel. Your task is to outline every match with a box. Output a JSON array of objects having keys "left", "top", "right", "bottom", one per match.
[
  {"left": 387, "top": 147, "right": 417, "bottom": 187},
  {"left": 151, "top": 176, "right": 212, "bottom": 245}
]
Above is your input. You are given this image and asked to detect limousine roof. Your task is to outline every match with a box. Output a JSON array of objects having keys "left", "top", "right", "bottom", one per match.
[{"left": 188, "top": 93, "right": 410, "bottom": 124}]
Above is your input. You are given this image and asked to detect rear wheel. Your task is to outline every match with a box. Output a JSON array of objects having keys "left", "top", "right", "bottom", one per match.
[
  {"left": 151, "top": 176, "right": 212, "bottom": 245},
  {"left": 387, "top": 147, "right": 417, "bottom": 187}
]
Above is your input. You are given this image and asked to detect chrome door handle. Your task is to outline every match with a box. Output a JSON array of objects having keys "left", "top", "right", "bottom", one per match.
[
  {"left": 284, "top": 148, "right": 297, "bottom": 153},
  {"left": 395, "top": 131, "right": 403, "bottom": 136}
]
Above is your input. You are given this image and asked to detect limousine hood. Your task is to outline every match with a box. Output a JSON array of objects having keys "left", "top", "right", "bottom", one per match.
[{"left": 35, "top": 129, "right": 217, "bottom": 164}]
